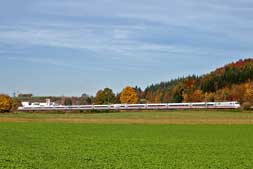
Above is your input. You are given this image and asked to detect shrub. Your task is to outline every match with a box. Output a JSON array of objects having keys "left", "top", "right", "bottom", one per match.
[
  {"left": 242, "top": 102, "right": 252, "bottom": 111},
  {"left": 0, "top": 94, "right": 13, "bottom": 113},
  {"left": 11, "top": 99, "right": 22, "bottom": 112}
]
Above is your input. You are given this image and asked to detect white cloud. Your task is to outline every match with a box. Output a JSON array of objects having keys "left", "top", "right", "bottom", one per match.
[
  {"left": 17, "top": 0, "right": 251, "bottom": 51},
  {"left": 0, "top": 24, "right": 198, "bottom": 56},
  {"left": 1, "top": 0, "right": 253, "bottom": 56}
]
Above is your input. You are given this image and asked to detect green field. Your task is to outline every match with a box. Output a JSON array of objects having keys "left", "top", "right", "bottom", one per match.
[
  {"left": 1, "top": 123, "right": 253, "bottom": 169},
  {"left": 1, "top": 110, "right": 253, "bottom": 168}
]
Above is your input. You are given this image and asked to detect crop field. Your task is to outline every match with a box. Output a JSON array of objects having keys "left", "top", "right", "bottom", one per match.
[
  {"left": 0, "top": 110, "right": 253, "bottom": 124},
  {"left": 0, "top": 110, "right": 253, "bottom": 168}
]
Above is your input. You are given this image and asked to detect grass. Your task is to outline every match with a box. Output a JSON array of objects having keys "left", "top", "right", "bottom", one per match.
[
  {"left": 1, "top": 110, "right": 253, "bottom": 168},
  {"left": 0, "top": 123, "right": 253, "bottom": 169},
  {"left": 0, "top": 110, "right": 253, "bottom": 124},
  {"left": 0, "top": 109, "right": 252, "bottom": 119}
]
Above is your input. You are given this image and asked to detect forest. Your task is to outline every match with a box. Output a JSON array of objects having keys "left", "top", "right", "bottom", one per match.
[{"left": 143, "top": 58, "right": 253, "bottom": 106}]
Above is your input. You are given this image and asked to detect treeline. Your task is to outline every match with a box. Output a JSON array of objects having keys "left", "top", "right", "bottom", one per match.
[
  {"left": 78, "top": 59, "right": 253, "bottom": 106},
  {"left": 0, "top": 86, "right": 140, "bottom": 112},
  {"left": 143, "top": 58, "right": 253, "bottom": 105}
]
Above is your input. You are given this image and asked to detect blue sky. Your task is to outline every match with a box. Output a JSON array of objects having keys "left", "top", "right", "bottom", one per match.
[{"left": 0, "top": 0, "right": 253, "bottom": 96}]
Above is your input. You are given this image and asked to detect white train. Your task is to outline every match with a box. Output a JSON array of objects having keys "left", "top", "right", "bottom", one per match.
[{"left": 18, "top": 101, "right": 241, "bottom": 111}]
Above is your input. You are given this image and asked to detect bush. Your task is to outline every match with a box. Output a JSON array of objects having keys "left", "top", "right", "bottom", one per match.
[
  {"left": 11, "top": 99, "right": 22, "bottom": 112},
  {"left": 0, "top": 95, "right": 13, "bottom": 113},
  {"left": 242, "top": 102, "right": 252, "bottom": 111}
]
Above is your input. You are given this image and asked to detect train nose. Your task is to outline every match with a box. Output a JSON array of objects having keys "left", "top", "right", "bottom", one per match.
[{"left": 236, "top": 104, "right": 241, "bottom": 108}]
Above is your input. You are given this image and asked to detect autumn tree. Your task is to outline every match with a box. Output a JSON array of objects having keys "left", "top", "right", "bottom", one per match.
[
  {"left": 0, "top": 94, "right": 13, "bottom": 113},
  {"left": 171, "top": 85, "right": 184, "bottom": 103},
  {"left": 162, "top": 92, "right": 171, "bottom": 103},
  {"left": 120, "top": 86, "right": 139, "bottom": 104},
  {"left": 244, "top": 82, "right": 253, "bottom": 105},
  {"left": 229, "top": 84, "right": 245, "bottom": 103},
  {"left": 115, "top": 93, "right": 121, "bottom": 104},
  {"left": 183, "top": 92, "right": 191, "bottom": 102},
  {"left": 191, "top": 90, "right": 205, "bottom": 102},
  {"left": 95, "top": 88, "right": 115, "bottom": 104},
  {"left": 205, "top": 92, "right": 215, "bottom": 102}
]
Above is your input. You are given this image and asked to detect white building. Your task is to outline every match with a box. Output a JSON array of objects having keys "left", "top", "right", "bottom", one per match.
[{"left": 21, "top": 99, "right": 57, "bottom": 108}]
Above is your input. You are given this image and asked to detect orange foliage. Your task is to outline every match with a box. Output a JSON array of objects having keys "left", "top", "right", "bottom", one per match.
[
  {"left": 191, "top": 90, "right": 205, "bottom": 102},
  {"left": 0, "top": 95, "right": 13, "bottom": 112},
  {"left": 120, "top": 86, "right": 139, "bottom": 104},
  {"left": 244, "top": 82, "right": 253, "bottom": 104}
]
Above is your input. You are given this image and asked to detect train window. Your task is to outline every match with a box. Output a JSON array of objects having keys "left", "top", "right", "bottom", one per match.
[
  {"left": 148, "top": 105, "right": 166, "bottom": 107},
  {"left": 128, "top": 105, "right": 144, "bottom": 107},
  {"left": 94, "top": 106, "right": 108, "bottom": 108}
]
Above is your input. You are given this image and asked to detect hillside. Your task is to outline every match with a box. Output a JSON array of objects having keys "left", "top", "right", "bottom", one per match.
[{"left": 143, "top": 58, "right": 253, "bottom": 105}]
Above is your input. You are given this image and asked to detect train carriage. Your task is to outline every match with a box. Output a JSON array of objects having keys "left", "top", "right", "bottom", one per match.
[{"left": 18, "top": 101, "right": 241, "bottom": 111}]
